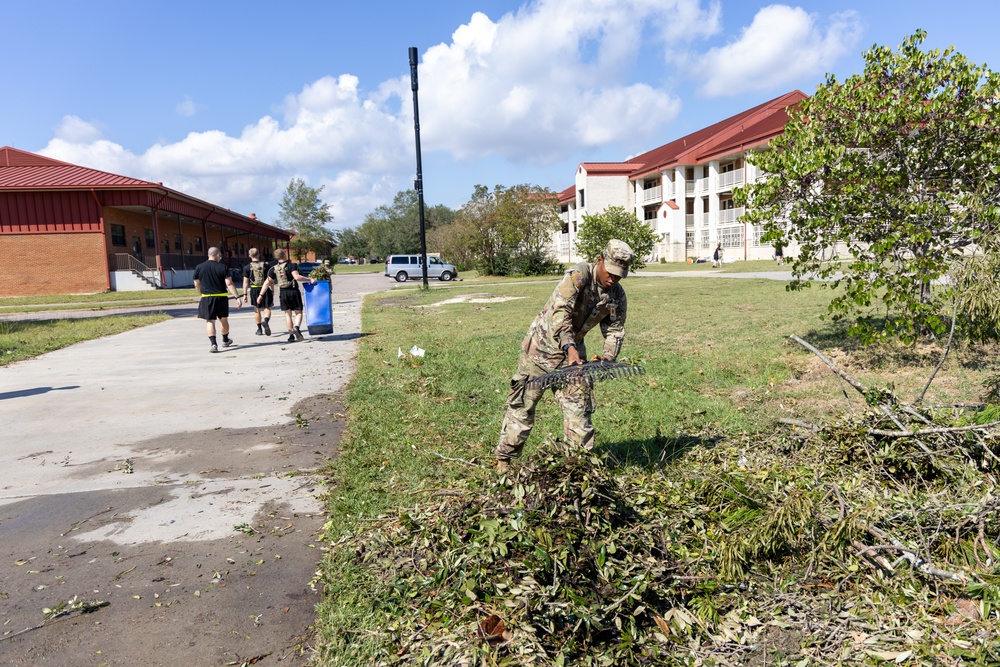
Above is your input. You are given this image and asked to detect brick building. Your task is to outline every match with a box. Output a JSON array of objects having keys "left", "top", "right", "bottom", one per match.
[{"left": 0, "top": 147, "right": 291, "bottom": 297}]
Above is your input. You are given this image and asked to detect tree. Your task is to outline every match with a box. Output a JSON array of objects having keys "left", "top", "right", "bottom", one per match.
[
  {"left": 575, "top": 206, "right": 658, "bottom": 271},
  {"left": 334, "top": 226, "right": 370, "bottom": 262},
  {"left": 735, "top": 31, "right": 1000, "bottom": 344},
  {"left": 450, "top": 184, "right": 561, "bottom": 276},
  {"left": 275, "top": 178, "right": 336, "bottom": 261},
  {"left": 358, "top": 190, "right": 454, "bottom": 260}
]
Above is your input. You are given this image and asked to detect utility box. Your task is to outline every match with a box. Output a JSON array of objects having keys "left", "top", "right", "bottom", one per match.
[{"left": 303, "top": 281, "right": 333, "bottom": 335}]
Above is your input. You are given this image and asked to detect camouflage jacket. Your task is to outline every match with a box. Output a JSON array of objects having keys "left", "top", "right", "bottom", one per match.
[{"left": 525, "top": 261, "right": 627, "bottom": 362}]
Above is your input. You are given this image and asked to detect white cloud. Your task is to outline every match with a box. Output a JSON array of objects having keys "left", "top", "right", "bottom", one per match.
[
  {"left": 175, "top": 96, "right": 198, "bottom": 117},
  {"left": 398, "top": 0, "right": 721, "bottom": 162},
  {"left": 696, "top": 5, "right": 863, "bottom": 97},
  {"left": 40, "top": 0, "right": 732, "bottom": 227},
  {"left": 54, "top": 115, "right": 104, "bottom": 143}
]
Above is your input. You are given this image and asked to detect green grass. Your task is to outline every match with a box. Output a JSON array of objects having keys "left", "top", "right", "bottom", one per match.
[
  {"left": 313, "top": 275, "right": 1000, "bottom": 664},
  {"left": 0, "top": 314, "right": 171, "bottom": 366},
  {"left": 330, "top": 263, "right": 382, "bottom": 274},
  {"left": 321, "top": 277, "right": 836, "bottom": 532},
  {"left": 0, "top": 289, "right": 202, "bottom": 313}
]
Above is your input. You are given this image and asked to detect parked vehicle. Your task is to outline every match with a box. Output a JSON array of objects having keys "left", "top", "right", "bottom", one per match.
[
  {"left": 384, "top": 254, "right": 458, "bottom": 282},
  {"left": 295, "top": 261, "right": 321, "bottom": 276}
]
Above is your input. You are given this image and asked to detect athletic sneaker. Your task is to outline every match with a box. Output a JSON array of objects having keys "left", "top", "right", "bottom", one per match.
[
  {"left": 210, "top": 344, "right": 219, "bottom": 353},
  {"left": 293, "top": 329, "right": 304, "bottom": 341},
  {"left": 223, "top": 339, "right": 234, "bottom": 348},
  {"left": 255, "top": 329, "right": 263, "bottom": 336},
  {"left": 287, "top": 334, "right": 296, "bottom": 343},
  {"left": 263, "top": 321, "right": 271, "bottom": 336}
]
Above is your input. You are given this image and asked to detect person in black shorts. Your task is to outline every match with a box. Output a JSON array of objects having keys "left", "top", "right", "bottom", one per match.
[
  {"left": 193, "top": 247, "right": 243, "bottom": 353},
  {"left": 258, "top": 248, "right": 316, "bottom": 342},
  {"left": 242, "top": 247, "right": 274, "bottom": 336}
]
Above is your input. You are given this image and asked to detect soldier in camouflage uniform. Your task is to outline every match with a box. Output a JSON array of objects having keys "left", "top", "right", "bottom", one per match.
[{"left": 496, "top": 239, "right": 635, "bottom": 471}]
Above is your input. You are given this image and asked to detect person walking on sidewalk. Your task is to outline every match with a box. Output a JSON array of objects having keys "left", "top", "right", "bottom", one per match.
[
  {"left": 194, "top": 247, "right": 243, "bottom": 353},
  {"left": 242, "top": 248, "right": 273, "bottom": 336},
  {"left": 495, "top": 239, "right": 634, "bottom": 473},
  {"left": 712, "top": 243, "right": 724, "bottom": 268},
  {"left": 258, "top": 248, "right": 316, "bottom": 342}
]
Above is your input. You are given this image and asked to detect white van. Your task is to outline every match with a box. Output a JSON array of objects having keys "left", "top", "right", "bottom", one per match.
[{"left": 384, "top": 254, "right": 458, "bottom": 282}]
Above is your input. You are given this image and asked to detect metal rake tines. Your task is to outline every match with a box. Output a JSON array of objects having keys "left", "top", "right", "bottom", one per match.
[{"left": 526, "top": 361, "right": 646, "bottom": 391}]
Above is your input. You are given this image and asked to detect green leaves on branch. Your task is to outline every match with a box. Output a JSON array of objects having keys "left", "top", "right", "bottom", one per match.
[
  {"left": 276, "top": 178, "right": 336, "bottom": 261},
  {"left": 736, "top": 30, "right": 1000, "bottom": 344},
  {"left": 576, "top": 206, "right": 658, "bottom": 271}
]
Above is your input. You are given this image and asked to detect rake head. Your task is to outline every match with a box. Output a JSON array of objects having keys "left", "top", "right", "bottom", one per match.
[{"left": 526, "top": 361, "right": 646, "bottom": 391}]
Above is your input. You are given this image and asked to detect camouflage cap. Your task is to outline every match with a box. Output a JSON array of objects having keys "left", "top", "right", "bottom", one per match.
[{"left": 602, "top": 239, "right": 634, "bottom": 278}]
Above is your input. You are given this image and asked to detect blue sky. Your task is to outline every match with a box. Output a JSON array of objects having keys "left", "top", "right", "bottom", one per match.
[{"left": 2, "top": 1, "right": 997, "bottom": 231}]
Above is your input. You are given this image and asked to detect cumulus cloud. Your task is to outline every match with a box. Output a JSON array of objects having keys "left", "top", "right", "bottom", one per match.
[
  {"left": 54, "top": 116, "right": 104, "bottom": 144},
  {"left": 696, "top": 5, "right": 863, "bottom": 97},
  {"left": 391, "top": 0, "right": 720, "bottom": 162}
]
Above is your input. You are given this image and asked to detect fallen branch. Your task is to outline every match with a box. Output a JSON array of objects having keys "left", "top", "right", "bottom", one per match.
[
  {"left": 863, "top": 524, "right": 969, "bottom": 583},
  {"left": 916, "top": 299, "right": 957, "bottom": 404},
  {"left": 869, "top": 420, "right": 1000, "bottom": 438},
  {"left": 790, "top": 335, "right": 868, "bottom": 396},
  {"left": 778, "top": 417, "right": 819, "bottom": 432},
  {"left": 429, "top": 452, "right": 483, "bottom": 469}
]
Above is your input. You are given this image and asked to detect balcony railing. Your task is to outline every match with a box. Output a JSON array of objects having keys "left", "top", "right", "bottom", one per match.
[
  {"left": 717, "top": 206, "right": 746, "bottom": 225},
  {"left": 718, "top": 168, "right": 745, "bottom": 190},
  {"left": 640, "top": 185, "right": 662, "bottom": 204}
]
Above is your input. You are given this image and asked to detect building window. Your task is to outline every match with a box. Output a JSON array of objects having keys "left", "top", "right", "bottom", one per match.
[
  {"left": 110, "top": 224, "right": 126, "bottom": 247},
  {"left": 187, "top": 243, "right": 193, "bottom": 255},
  {"left": 144, "top": 228, "right": 155, "bottom": 248},
  {"left": 194, "top": 237, "right": 203, "bottom": 252},
  {"left": 174, "top": 234, "right": 182, "bottom": 251},
  {"left": 578, "top": 189, "right": 585, "bottom": 207},
  {"left": 163, "top": 240, "right": 170, "bottom": 254}
]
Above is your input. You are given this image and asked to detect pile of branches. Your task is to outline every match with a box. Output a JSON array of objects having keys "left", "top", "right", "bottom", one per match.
[{"left": 323, "top": 336, "right": 1000, "bottom": 666}]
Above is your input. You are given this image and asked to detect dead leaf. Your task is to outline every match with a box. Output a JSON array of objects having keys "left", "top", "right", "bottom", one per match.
[{"left": 477, "top": 614, "right": 506, "bottom": 645}]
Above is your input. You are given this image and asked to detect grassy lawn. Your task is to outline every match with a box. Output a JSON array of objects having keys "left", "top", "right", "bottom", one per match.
[
  {"left": 312, "top": 276, "right": 999, "bottom": 664},
  {"left": 0, "top": 314, "right": 171, "bottom": 366},
  {"left": 0, "top": 289, "right": 201, "bottom": 314}
]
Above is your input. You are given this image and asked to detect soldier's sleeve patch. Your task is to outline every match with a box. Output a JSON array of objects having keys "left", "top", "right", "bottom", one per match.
[{"left": 572, "top": 271, "right": 585, "bottom": 289}]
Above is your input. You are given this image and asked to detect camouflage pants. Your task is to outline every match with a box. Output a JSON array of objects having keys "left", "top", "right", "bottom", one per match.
[{"left": 496, "top": 341, "right": 595, "bottom": 461}]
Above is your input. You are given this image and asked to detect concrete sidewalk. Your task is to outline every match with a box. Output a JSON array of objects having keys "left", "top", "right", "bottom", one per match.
[{"left": 0, "top": 273, "right": 386, "bottom": 666}]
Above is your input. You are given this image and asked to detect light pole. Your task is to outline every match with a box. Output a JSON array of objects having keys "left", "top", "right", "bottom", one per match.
[{"left": 409, "top": 47, "right": 428, "bottom": 289}]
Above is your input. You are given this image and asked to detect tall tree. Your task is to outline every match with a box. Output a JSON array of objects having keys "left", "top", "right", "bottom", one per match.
[
  {"left": 334, "top": 226, "right": 370, "bottom": 262},
  {"left": 275, "top": 178, "right": 336, "bottom": 261},
  {"left": 736, "top": 31, "right": 1000, "bottom": 344},
  {"left": 575, "top": 206, "right": 658, "bottom": 271},
  {"left": 451, "top": 184, "right": 561, "bottom": 276},
  {"left": 358, "top": 190, "right": 454, "bottom": 259}
]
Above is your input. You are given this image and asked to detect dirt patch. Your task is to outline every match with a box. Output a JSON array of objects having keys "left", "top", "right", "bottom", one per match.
[{"left": 0, "top": 394, "right": 343, "bottom": 667}]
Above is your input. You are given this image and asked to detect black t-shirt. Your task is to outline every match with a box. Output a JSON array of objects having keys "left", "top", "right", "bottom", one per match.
[{"left": 193, "top": 260, "right": 230, "bottom": 294}]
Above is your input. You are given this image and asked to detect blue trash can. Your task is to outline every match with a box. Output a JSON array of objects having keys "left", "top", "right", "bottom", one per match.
[{"left": 303, "top": 281, "right": 333, "bottom": 335}]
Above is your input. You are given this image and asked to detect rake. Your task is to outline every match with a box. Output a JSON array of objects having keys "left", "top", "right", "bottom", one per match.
[{"left": 526, "top": 360, "right": 646, "bottom": 391}]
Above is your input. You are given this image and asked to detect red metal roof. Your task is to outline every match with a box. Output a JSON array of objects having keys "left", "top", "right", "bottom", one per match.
[
  {"left": 0, "top": 147, "right": 286, "bottom": 237},
  {"left": 579, "top": 162, "right": 642, "bottom": 175},
  {"left": 628, "top": 90, "right": 807, "bottom": 180},
  {"left": 557, "top": 184, "right": 576, "bottom": 203},
  {"left": 0, "top": 147, "right": 155, "bottom": 189}
]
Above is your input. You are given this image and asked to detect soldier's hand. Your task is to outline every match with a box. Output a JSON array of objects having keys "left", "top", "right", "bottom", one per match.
[{"left": 565, "top": 346, "right": 583, "bottom": 366}]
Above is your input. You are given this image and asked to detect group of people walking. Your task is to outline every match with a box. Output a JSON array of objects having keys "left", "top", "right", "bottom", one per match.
[{"left": 192, "top": 247, "right": 316, "bottom": 353}]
